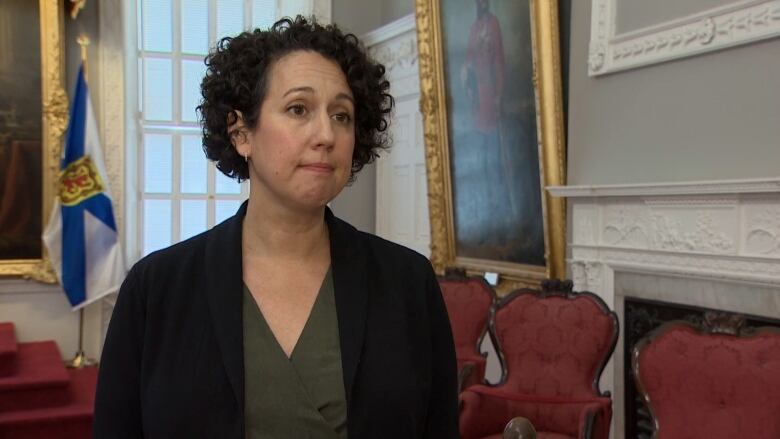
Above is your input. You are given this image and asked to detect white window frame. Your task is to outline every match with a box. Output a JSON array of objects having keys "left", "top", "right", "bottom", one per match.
[
  {"left": 125, "top": 0, "right": 281, "bottom": 263},
  {"left": 124, "top": 0, "right": 332, "bottom": 264}
]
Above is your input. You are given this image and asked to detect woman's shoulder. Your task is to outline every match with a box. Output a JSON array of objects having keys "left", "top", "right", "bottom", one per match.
[
  {"left": 124, "top": 227, "right": 216, "bottom": 293},
  {"left": 360, "top": 231, "right": 429, "bottom": 266},
  {"left": 328, "top": 212, "right": 432, "bottom": 273}
]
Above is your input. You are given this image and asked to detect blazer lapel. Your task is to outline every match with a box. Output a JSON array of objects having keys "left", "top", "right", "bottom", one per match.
[
  {"left": 204, "top": 201, "right": 246, "bottom": 418},
  {"left": 326, "top": 208, "right": 369, "bottom": 404}
]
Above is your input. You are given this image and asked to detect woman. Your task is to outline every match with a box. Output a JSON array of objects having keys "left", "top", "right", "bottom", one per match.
[{"left": 93, "top": 16, "right": 459, "bottom": 438}]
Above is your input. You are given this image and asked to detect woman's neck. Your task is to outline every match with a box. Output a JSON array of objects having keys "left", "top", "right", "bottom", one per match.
[{"left": 241, "top": 195, "right": 330, "bottom": 262}]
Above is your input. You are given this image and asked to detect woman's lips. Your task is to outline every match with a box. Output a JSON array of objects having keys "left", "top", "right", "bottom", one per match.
[{"left": 299, "top": 163, "right": 335, "bottom": 173}]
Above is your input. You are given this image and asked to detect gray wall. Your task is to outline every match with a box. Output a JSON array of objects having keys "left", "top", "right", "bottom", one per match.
[
  {"left": 382, "top": 0, "right": 413, "bottom": 25},
  {"left": 330, "top": 0, "right": 412, "bottom": 232},
  {"left": 331, "top": 0, "right": 382, "bottom": 35},
  {"left": 567, "top": 1, "right": 780, "bottom": 185}
]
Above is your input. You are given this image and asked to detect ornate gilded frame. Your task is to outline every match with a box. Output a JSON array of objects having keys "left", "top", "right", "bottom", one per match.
[
  {"left": 0, "top": 0, "right": 66, "bottom": 282},
  {"left": 415, "top": 0, "right": 566, "bottom": 292}
]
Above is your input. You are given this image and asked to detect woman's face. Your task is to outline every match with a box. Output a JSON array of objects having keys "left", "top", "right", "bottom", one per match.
[{"left": 237, "top": 50, "right": 356, "bottom": 212}]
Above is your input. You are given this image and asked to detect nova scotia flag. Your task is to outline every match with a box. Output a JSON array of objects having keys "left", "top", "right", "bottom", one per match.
[{"left": 43, "top": 65, "right": 125, "bottom": 309}]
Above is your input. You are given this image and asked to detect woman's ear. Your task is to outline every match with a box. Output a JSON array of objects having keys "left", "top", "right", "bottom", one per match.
[{"left": 228, "top": 110, "right": 251, "bottom": 158}]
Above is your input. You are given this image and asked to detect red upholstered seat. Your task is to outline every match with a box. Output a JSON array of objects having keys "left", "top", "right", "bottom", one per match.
[
  {"left": 483, "top": 433, "right": 573, "bottom": 439},
  {"left": 438, "top": 271, "right": 495, "bottom": 391},
  {"left": 633, "top": 315, "right": 780, "bottom": 439},
  {"left": 459, "top": 279, "right": 618, "bottom": 439}
]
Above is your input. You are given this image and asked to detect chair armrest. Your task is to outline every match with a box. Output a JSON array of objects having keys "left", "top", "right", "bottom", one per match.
[
  {"left": 578, "top": 401, "right": 611, "bottom": 439},
  {"left": 459, "top": 388, "right": 515, "bottom": 439},
  {"left": 458, "top": 363, "right": 476, "bottom": 393},
  {"left": 461, "top": 386, "right": 611, "bottom": 439},
  {"left": 457, "top": 356, "right": 487, "bottom": 390}
]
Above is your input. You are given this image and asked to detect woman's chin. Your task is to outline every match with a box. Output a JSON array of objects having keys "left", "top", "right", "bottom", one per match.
[{"left": 290, "top": 189, "right": 341, "bottom": 211}]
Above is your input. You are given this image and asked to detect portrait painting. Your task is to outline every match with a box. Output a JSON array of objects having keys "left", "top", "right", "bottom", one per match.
[
  {"left": 0, "top": 0, "right": 65, "bottom": 280},
  {"left": 441, "top": 0, "right": 544, "bottom": 266},
  {"left": 0, "top": 0, "right": 44, "bottom": 260},
  {"left": 417, "top": 0, "right": 566, "bottom": 289}
]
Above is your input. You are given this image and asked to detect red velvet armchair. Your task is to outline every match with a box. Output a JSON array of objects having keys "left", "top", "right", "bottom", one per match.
[
  {"left": 438, "top": 269, "right": 496, "bottom": 391},
  {"left": 459, "top": 279, "right": 618, "bottom": 439},
  {"left": 633, "top": 312, "right": 780, "bottom": 439}
]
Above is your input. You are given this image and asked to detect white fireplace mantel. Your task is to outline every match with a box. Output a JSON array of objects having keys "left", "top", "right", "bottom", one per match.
[
  {"left": 548, "top": 177, "right": 780, "bottom": 438},
  {"left": 549, "top": 177, "right": 780, "bottom": 294}
]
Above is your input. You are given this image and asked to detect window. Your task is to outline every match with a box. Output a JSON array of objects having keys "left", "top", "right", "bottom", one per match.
[{"left": 135, "top": 0, "right": 276, "bottom": 256}]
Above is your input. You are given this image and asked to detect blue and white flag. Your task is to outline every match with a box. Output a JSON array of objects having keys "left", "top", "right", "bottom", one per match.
[{"left": 43, "top": 65, "right": 125, "bottom": 310}]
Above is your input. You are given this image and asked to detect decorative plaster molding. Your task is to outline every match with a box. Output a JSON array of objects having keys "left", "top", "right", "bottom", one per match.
[
  {"left": 548, "top": 177, "right": 780, "bottom": 198},
  {"left": 588, "top": 0, "right": 780, "bottom": 76},
  {"left": 568, "top": 185, "right": 780, "bottom": 286},
  {"left": 571, "top": 260, "right": 603, "bottom": 292},
  {"left": 368, "top": 33, "right": 418, "bottom": 76},
  {"left": 362, "top": 14, "right": 416, "bottom": 47},
  {"left": 572, "top": 205, "right": 598, "bottom": 246},
  {"left": 647, "top": 212, "right": 735, "bottom": 254},
  {"left": 745, "top": 205, "right": 780, "bottom": 255},
  {"left": 603, "top": 205, "right": 650, "bottom": 248},
  {"left": 366, "top": 16, "right": 418, "bottom": 79}
]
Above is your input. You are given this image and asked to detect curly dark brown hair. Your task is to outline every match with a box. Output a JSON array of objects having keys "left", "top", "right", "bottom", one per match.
[{"left": 197, "top": 16, "right": 394, "bottom": 182}]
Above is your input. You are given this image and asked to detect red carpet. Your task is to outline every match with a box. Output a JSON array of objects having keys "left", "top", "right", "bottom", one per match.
[
  {"left": 0, "top": 323, "right": 96, "bottom": 439},
  {"left": 0, "top": 324, "right": 17, "bottom": 378}
]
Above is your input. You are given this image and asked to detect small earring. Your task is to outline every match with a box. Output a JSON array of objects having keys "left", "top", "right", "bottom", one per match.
[{"left": 244, "top": 154, "right": 249, "bottom": 163}]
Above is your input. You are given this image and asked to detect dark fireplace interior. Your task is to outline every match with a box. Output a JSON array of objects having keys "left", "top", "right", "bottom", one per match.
[{"left": 623, "top": 297, "right": 780, "bottom": 439}]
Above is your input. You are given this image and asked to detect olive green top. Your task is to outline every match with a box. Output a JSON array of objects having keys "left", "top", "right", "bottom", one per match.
[{"left": 243, "top": 269, "right": 348, "bottom": 439}]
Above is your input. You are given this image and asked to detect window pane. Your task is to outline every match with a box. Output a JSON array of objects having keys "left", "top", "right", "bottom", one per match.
[
  {"left": 216, "top": 169, "right": 242, "bottom": 194},
  {"left": 144, "top": 134, "right": 173, "bottom": 193},
  {"left": 181, "top": 60, "right": 206, "bottom": 123},
  {"left": 180, "top": 199, "right": 207, "bottom": 240},
  {"left": 252, "top": 0, "right": 276, "bottom": 29},
  {"left": 144, "top": 199, "right": 172, "bottom": 255},
  {"left": 143, "top": 58, "right": 173, "bottom": 121},
  {"left": 181, "top": 135, "right": 207, "bottom": 193},
  {"left": 181, "top": 0, "right": 209, "bottom": 54},
  {"left": 217, "top": 0, "right": 245, "bottom": 39},
  {"left": 142, "top": 0, "right": 172, "bottom": 52},
  {"left": 215, "top": 200, "right": 241, "bottom": 224}
]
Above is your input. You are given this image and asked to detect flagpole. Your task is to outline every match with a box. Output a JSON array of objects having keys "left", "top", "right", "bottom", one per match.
[{"left": 66, "top": 34, "right": 96, "bottom": 369}]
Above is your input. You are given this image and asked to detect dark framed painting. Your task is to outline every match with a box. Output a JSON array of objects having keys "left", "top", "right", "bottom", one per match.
[
  {"left": 0, "top": 0, "right": 66, "bottom": 281},
  {"left": 416, "top": 0, "right": 566, "bottom": 291}
]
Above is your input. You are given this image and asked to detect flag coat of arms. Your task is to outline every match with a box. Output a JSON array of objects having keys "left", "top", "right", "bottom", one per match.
[{"left": 43, "top": 65, "right": 125, "bottom": 309}]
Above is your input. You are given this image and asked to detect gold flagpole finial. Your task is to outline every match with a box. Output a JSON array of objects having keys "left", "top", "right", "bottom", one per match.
[{"left": 76, "top": 35, "right": 90, "bottom": 83}]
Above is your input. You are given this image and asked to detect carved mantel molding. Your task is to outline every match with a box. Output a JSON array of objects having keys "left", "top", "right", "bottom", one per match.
[{"left": 553, "top": 178, "right": 780, "bottom": 293}]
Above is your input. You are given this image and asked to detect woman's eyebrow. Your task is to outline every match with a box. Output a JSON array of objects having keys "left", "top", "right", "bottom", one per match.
[
  {"left": 283, "top": 86, "right": 315, "bottom": 97},
  {"left": 282, "top": 86, "right": 354, "bottom": 105}
]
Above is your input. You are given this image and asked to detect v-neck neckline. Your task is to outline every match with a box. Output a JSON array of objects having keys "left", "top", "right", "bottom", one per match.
[{"left": 244, "top": 268, "right": 331, "bottom": 361}]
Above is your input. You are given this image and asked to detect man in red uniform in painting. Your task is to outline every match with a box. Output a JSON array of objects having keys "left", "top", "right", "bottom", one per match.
[
  {"left": 462, "top": 0, "right": 505, "bottom": 135},
  {"left": 459, "top": 0, "right": 510, "bottom": 248}
]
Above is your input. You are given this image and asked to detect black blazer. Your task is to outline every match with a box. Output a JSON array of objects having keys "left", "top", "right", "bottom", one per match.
[{"left": 93, "top": 203, "right": 459, "bottom": 438}]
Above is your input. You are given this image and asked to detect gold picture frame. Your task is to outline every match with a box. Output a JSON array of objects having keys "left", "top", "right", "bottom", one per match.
[
  {"left": 0, "top": 0, "right": 66, "bottom": 282},
  {"left": 416, "top": 0, "right": 566, "bottom": 292}
]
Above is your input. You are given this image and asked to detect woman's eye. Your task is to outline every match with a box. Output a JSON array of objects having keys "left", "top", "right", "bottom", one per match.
[
  {"left": 287, "top": 105, "right": 307, "bottom": 116},
  {"left": 333, "top": 113, "right": 352, "bottom": 123}
]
